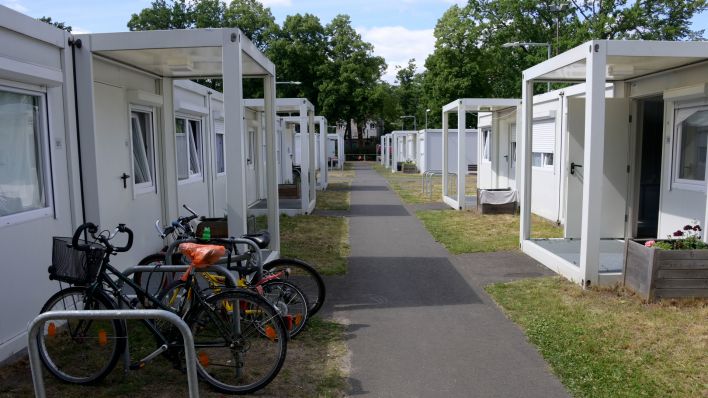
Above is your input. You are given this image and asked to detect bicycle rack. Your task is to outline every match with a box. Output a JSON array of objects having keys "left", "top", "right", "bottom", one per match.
[
  {"left": 27, "top": 309, "right": 200, "bottom": 398},
  {"left": 421, "top": 170, "right": 443, "bottom": 199},
  {"left": 120, "top": 264, "right": 239, "bottom": 372}
]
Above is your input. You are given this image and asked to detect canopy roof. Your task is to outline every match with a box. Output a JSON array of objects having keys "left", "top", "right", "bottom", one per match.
[
  {"left": 244, "top": 97, "right": 314, "bottom": 113},
  {"left": 525, "top": 40, "right": 708, "bottom": 82},
  {"left": 82, "top": 28, "right": 274, "bottom": 78},
  {"left": 443, "top": 98, "right": 520, "bottom": 113}
]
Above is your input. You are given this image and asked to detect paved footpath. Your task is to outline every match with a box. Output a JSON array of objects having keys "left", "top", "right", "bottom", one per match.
[{"left": 323, "top": 163, "right": 569, "bottom": 398}]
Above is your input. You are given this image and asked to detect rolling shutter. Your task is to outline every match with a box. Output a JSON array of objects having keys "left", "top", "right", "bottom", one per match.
[{"left": 532, "top": 119, "right": 555, "bottom": 153}]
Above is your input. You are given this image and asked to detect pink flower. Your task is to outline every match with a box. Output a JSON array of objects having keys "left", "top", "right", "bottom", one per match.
[
  {"left": 673, "top": 230, "right": 684, "bottom": 237},
  {"left": 694, "top": 225, "right": 702, "bottom": 232},
  {"left": 645, "top": 240, "right": 655, "bottom": 248},
  {"left": 684, "top": 225, "right": 693, "bottom": 231}
]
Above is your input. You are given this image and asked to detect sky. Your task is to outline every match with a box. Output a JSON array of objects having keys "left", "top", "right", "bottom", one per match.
[{"left": 2, "top": 0, "right": 707, "bottom": 83}]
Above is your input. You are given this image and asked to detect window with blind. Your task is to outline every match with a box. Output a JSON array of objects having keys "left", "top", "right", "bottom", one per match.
[{"left": 532, "top": 119, "right": 554, "bottom": 168}]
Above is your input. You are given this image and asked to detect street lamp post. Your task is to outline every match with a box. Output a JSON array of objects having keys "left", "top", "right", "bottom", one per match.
[
  {"left": 501, "top": 42, "right": 552, "bottom": 91},
  {"left": 425, "top": 109, "right": 431, "bottom": 130},
  {"left": 401, "top": 115, "right": 416, "bottom": 131}
]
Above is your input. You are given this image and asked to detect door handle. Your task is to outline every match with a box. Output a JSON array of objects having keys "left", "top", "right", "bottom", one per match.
[
  {"left": 120, "top": 173, "right": 131, "bottom": 189},
  {"left": 570, "top": 162, "right": 583, "bottom": 175}
]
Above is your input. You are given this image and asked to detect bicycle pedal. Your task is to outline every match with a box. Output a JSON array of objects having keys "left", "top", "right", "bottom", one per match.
[{"left": 129, "top": 361, "right": 146, "bottom": 370}]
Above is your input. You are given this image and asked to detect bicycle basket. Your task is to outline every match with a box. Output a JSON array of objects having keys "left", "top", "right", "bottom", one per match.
[{"left": 48, "top": 237, "right": 105, "bottom": 285}]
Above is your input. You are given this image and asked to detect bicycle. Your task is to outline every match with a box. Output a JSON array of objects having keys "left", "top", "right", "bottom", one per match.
[
  {"left": 39, "top": 222, "right": 288, "bottom": 394},
  {"left": 135, "top": 205, "right": 326, "bottom": 317}
]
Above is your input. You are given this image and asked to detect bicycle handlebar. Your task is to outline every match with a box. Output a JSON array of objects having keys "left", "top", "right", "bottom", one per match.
[
  {"left": 72, "top": 222, "right": 98, "bottom": 251},
  {"left": 71, "top": 222, "right": 133, "bottom": 253}
]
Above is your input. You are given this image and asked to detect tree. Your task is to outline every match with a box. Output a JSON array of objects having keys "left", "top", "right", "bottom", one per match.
[
  {"left": 267, "top": 13, "right": 328, "bottom": 104},
  {"left": 317, "top": 15, "right": 386, "bottom": 143},
  {"left": 422, "top": 0, "right": 707, "bottom": 127},
  {"left": 38, "top": 16, "right": 72, "bottom": 32},
  {"left": 127, "top": 0, "right": 191, "bottom": 30},
  {"left": 128, "top": 0, "right": 277, "bottom": 50}
]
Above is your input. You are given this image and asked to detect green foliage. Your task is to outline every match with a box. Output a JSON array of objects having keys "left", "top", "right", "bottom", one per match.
[
  {"left": 317, "top": 15, "right": 387, "bottom": 138},
  {"left": 420, "top": 0, "right": 707, "bottom": 127},
  {"left": 267, "top": 13, "right": 327, "bottom": 104},
  {"left": 38, "top": 16, "right": 72, "bottom": 32}
]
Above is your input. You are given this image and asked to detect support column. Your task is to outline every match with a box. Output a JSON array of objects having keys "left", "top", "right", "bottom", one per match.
[
  {"left": 159, "top": 78, "right": 178, "bottom": 223},
  {"left": 319, "top": 117, "right": 328, "bottom": 188},
  {"left": 392, "top": 133, "right": 398, "bottom": 173},
  {"left": 263, "top": 75, "right": 280, "bottom": 250},
  {"left": 579, "top": 42, "right": 607, "bottom": 287},
  {"left": 442, "top": 111, "right": 449, "bottom": 200},
  {"left": 308, "top": 110, "right": 316, "bottom": 212},
  {"left": 298, "top": 104, "right": 310, "bottom": 213},
  {"left": 457, "top": 104, "right": 466, "bottom": 210},
  {"left": 223, "top": 31, "right": 247, "bottom": 238},
  {"left": 519, "top": 77, "right": 534, "bottom": 243}
]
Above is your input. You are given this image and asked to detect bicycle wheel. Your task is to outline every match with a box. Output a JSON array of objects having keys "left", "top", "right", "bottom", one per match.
[
  {"left": 133, "top": 253, "right": 180, "bottom": 307},
  {"left": 264, "top": 258, "right": 326, "bottom": 316},
  {"left": 37, "top": 286, "right": 126, "bottom": 384},
  {"left": 260, "top": 280, "right": 309, "bottom": 338},
  {"left": 189, "top": 289, "right": 287, "bottom": 394}
]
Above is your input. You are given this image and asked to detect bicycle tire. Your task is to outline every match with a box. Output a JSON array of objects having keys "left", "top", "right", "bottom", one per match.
[
  {"left": 133, "top": 253, "right": 180, "bottom": 307},
  {"left": 37, "top": 286, "right": 126, "bottom": 384},
  {"left": 264, "top": 258, "right": 326, "bottom": 316},
  {"left": 188, "top": 288, "right": 288, "bottom": 395},
  {"left": 260, "top": 280, "right": 309, "bottom": 338}
]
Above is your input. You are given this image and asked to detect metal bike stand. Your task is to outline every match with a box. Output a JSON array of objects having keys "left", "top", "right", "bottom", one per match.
[
  {"left": 28, "top": 309, "right": 200, "bottom": 398},
  {"left": 120, "top": 264, "right": 238, "bottom": 371}
]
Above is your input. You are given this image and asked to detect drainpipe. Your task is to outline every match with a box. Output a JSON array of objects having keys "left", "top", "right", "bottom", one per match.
[
  {"left": 69, "top": 37, "right": 87, "bottom": 229},
  {"left": 556, "top": 90, "right": 565, "bottom": 225}
]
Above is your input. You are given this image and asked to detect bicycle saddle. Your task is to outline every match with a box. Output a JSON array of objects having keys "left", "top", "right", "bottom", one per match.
[{"left": 242, "top": 231, "right": 271, "bottom": 249}]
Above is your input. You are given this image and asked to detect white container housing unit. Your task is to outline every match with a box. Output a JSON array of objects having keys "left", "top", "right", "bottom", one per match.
[
  {"left": 390, "top": 130, "right": 418, "bottom": 172},
  {"left": 328, "top": 131, "right": 345, "bottom": 170},
  {"left": 519, "top": 40, "right": 708, "bottom": 287},
  {"left": 246, "top": 98, "right": 316, "bottom": 215},
  {"left": 442, "top": 99, "right": 521, "bottom": 210},
  {"left": 0, "top": 7, "right": 78, "bottom": 363},
  {"left": 416, "top": 129, "right": 478, "bottom": 174},
  {"left": 0, "top": 7, "right": 283, "bottom": 363}
]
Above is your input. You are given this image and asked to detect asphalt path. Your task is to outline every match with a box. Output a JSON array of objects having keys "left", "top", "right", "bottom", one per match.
[{"left": 323, "top": 163, "right": 570, "bottom": 398}]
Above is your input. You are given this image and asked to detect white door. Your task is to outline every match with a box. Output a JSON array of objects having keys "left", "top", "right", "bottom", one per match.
[
  {"left": 246, "top": 121, "right": 258, "bottom": 205},
  {"left": 498, "top": 122, "right": 511, "bottom": 188},
  {"left": 94, "top": 84, "right": 164, "bottom": 265},
  {"left": 565, "top": 98, "right": 630, "bottom": 238}
]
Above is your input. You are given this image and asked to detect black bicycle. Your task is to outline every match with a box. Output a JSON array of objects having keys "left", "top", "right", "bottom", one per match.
[{"left": 39, "top": 222, "right": 288, "bottom": 394}]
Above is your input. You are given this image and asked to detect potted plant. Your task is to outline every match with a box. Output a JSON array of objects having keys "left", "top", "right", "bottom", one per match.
[{"left": 624, "top": 221, "right": 708, "bottom": 301}]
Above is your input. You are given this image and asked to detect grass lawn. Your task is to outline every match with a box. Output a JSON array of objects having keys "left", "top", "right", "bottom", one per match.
[
  {"left": 486, "top": 277, "right": 707, "bottom": 398},
  {"left": 279, "top": 214, "right": 350, "bottom": 275},
  {"left": 316, "top": 182, "right": 351, "bottom": 211},
  {"left": 372, "top": 163, "right": 476, "bottom": 204},
  {"left": 417, "top": 210, "right": 563, "bottom": 254},
  {"left": 0, "top": 317, "right": 347, "bottom": 398}
]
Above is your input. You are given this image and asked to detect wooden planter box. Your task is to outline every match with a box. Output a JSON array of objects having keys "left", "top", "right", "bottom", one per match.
[
  {"left": 278, "top": 183, "right": 299, "bottom": 198},
  {"left": 624, "top": 239, "right": 708, "bottom": 301}
]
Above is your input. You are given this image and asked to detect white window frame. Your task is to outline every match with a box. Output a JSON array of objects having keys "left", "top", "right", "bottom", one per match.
[
  {"left": 0, "top": 84, "right": 53, "bottom": 227},
  {"left": 129, "top": 105, "right": 157, "bottom": 195},
  {"left": 214, "top": 118, "right": 226, "bottom": 176},
  {"left": 175, "top": 114, "right": 204, "bottom": 184},
  {"left": 671, "top": 104, "right": 708, "bottom": 192},
  {"left": 532, "top": 152, "right": 554, "bottom": 169},
  {"left": 482, "top": 129, "right": 492, "bottom": 162}
]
